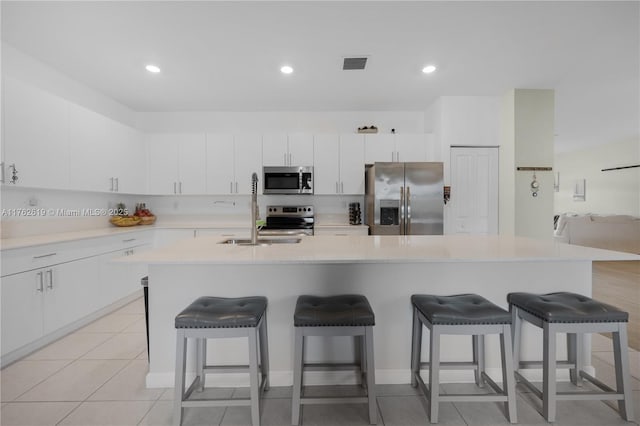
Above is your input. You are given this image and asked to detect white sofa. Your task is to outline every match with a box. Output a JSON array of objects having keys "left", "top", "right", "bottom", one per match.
[{"left": 554, "top": 214, "right": 640, "bottom": 254}]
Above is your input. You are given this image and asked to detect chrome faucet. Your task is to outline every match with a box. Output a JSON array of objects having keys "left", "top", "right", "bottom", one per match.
[{"left": 251, "top": 172, "right": 259, "bottom": 245}]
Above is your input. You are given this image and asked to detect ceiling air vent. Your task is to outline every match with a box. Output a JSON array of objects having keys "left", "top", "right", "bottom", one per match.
[{"left": 343, "top": 57, "right": 368, "bottom": 70}]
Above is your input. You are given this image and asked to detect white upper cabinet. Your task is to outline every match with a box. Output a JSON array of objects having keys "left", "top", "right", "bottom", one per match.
[
  {"left": 206, "top": 134, "right": 235, "bottom": 194},
  {"left": 233, "top": 134, "right": 263, "bottom": 194},
  {"left": 338, "top": 134, "right": 365, "bottom": 194},
  {"left": 313, "top": 134, "right": 364, "bottom": 195},
  {"left": 69, "top": 104, "right": 145, "bottom": 193},
  {"left": 262, "top": 133, "right": 313, "bottom": 166},
  {"left": 364, "top": 133, "right": 433, "bottom": 163},
  {"left": 147, "top": 134, "right": 206, "bottom": 195},
  {"left": 364, "top": 134, "right": 395, "bottom": 164},
  {"left": 287, "top": 133, "right": 314, "bottom": 166},
  {"left": 262, "top": 133, "right": 289, "bottom": 166},
  {"left": 313, "top": 134, "right": 340, "bottom": 194},
  {"left": 3, "top": 77, "right": 70, "bottom": 189},
  {"left": 206, "top": 133, "right": 262, "bottom": 194}
]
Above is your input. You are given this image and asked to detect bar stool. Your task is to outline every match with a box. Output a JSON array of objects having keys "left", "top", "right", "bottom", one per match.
[
  {"left": 508, "top": 291, "right": 634, "bottom": 422},
  {"left": 410, "top": 294, "right": 517, "bottom": 424},
  {"left": 291, "top": 294, "right": 377, "bottom": 425},
  {"left": 173, "top": 296, "right": 269, "bottom": 426}
]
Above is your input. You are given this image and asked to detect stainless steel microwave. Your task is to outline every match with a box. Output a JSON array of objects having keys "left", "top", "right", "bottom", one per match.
[{"left": 263, "top": 166, "right": 313, "bottom": 194}]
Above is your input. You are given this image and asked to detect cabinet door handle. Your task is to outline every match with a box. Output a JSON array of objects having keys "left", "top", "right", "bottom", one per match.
[
  {"left": 341, "top": 182, "right": 344, "bottom": 193},
  {"left": 1, "top": 162, "right": 5, "bottom": 184},
  {"left": 235, "top": 182, "right": 238, "bottom": 193},
  {"left": 110, "top": 177, "right": 114, "bottom": 191},
  {"left": 173, "top": 182, "right": 177, "bottom": 194},
  {"left": 179, "top": 182, "right": 182, "bottom": 194},
  {"left": 122, "top": 238, "right": 136, "bottom": 243},
  {"left": 46, "top": 269, "right": 53, "bottom": 290},
  {"left": 115, "top": 177, "right": 119, "bottom": 192},
  {"left": 396, "top": 151, "right": 400, "bottom": 162},
  {"left": 33, "top": 252, "right": 57, "bottom": 259},
  {"left": 230, "top": 182, "right": 233, "bottom": 193},
  {"left": 335, "top": 182, "right": 339, "bottom": 193},
  {"left": 289, "top": 153, "right": 292, "bottom": 165},
  {"left": 36, "top": 271, "right": 44, "bottom": 292}
]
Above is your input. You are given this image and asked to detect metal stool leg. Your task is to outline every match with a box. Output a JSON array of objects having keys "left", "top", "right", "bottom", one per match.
[
  {"left": 567, "top": 333, "right": 584, "bottom": 387},
  {"left": 195, "top": 338, "right": 205, "bottom": 392},
  {"left": 173, "top": 330, "right": 187, "bottom": 426},
  {"left": 613, "top": 323, "right": 635, "bottom": 421},
  {"left": 291, "top": 327, "right": 304, "bottom": 425},
  {"left": 259, "top": 315, "right": 270, "bottom": 391},
  {"left": 500, "top": 324, "right": 518, "bottom": 423},
  {"left": 472, "top": 334, "right": 485, "bottom": 387},
  {"left": 248, "top": 328, "right": 260, "bottom": 426},
  {"left": 360, "top": 335, "right": 368, "bottom": 388},
  {"left": 428, "top": 326, "right": 441, "bottom": 423},
  {"left": 410, "top": 307, "right": 422, "bottom": 388},
  {"left": 365, "top": 326, "right": 377, "bottom": 424},
  {"left": 511, "top": 307, "right": 522, "bottom": 372},
  {"left": 542, "top": 322, "right": 558, "bottom": 422}
]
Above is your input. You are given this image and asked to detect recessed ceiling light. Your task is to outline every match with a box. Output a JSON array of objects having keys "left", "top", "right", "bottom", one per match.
[
  {"left": 145, "top": 64, "right": 161, "bottom": 73},
  {"left": 280, "top": 65, "right": 293, "bottom": 74},
  {"left": 422, "top": 65, "right": 437, "bottom": 74}
]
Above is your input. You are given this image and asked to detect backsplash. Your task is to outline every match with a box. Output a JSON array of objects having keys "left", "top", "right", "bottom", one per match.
[{"left": 1, "top": 187, "right": 363, "bottom": 238}]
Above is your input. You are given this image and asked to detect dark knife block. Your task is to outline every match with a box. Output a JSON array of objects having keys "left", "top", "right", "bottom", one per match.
[{"left": 349, "top": 202, "right": 361, "bottom": 225}]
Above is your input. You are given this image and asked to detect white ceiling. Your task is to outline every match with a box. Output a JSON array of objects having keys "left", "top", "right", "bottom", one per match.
[{"left": 2, "top": 1, "right": 638, "bottom": 153}]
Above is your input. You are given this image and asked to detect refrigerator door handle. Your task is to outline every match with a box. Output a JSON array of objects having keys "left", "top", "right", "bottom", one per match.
[
  {"left": 406, "top": 186, "right": 411, "bottom": 235},
  {"left": 400, "top": 186, "right": 405, "bottom": 235}
]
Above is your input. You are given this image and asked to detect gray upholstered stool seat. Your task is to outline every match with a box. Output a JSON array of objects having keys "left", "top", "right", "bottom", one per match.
[
  {"left": 173, "top": 296, "right": 269, "bottom": 426},
  {"left": 411, "top": 293, "right": 517, "bottom": 424},
  {"left": 175, "top": 296, "right": 268, "bottom": 328},
  {"left": 508, "top": 291, "right": 634, "bottom": 423},
  {"left": 412, "top": 294, "right": 512, "bottom": 325},
  {"left": 294, "top": 294, "right": 375, "bottom": 327},
  {"left": 292, "top": 294, "right": 376, "bottom": 425}
]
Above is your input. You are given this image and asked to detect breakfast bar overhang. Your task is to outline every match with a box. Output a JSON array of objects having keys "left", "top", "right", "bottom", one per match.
[{"left": 123, "top": 235, "right": 639, "bottom": 388}]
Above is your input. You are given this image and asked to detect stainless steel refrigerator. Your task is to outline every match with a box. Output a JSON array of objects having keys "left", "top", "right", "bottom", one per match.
[{"left": 365, "top": 162, "right": 444, "bottom": 235}]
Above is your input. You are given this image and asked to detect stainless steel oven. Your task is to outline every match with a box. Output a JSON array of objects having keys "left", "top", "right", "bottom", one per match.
[
  {"left": 263, "top": 166, "right": 313, "bottom": 195},
  {"left": 259, "top": 205, "right": 314, "bottom": 236}
]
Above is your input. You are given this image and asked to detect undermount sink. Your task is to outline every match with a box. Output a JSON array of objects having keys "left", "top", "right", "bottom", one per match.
[{"left": 219, "top": 238, "right": 301, "bottom": 246}]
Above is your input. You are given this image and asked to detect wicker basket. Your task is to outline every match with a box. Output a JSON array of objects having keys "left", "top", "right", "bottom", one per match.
[
  {"left": 109, "top": 216, "right": 142, "bottom": 227},
  {"left": 139, "top": 216, "right": 156, "bottom": 225}
]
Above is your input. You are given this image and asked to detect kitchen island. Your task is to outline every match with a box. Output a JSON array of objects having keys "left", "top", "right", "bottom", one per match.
[{"left": 124, "top": 234, "right": 639, "bottom": 388}]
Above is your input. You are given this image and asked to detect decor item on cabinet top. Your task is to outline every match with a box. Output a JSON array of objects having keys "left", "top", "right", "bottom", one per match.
[{"left": 357, "top": 125, "right": 378, "bottom": 134}]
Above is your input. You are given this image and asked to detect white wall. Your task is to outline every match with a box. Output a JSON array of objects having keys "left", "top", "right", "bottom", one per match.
[
  {"left": 500, "top": 89, "right": 555, "bottom": 240},
  {"left": 1, "top": 43, "right": 136, "bottom": 127},
  {"left": 135, "top": 111, "right": 425, "bottom": 134},
  {"left": 554, "top": 138, "right": 640, "bottom": 216}
]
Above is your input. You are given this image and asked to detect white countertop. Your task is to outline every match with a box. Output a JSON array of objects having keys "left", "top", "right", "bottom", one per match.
[
  {"left": 0, "top": 220, "right": 366, "bottom": 250},
  {"left": 123, "top": 234, "right": 640, "bottom": 265}
]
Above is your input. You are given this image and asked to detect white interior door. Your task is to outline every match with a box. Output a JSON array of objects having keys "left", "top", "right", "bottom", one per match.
[{"left": 449, "top": 147, "right": 498, "bottom": 234}]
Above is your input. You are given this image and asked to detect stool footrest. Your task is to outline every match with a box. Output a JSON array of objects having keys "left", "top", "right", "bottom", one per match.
[
  {"left": 182, "top": 398, "right": 252, "bottom": 408},
  {"left": 301, "top": 396, "right": 369, "bottom": 405},
  {"left": 419, "top": 361, "right": 478, "bottom": 370},
  {"left": 579, "top": 370, "right": 616, "bottom": 393},
  {"left": 303, "top": 362, "right": 361, "bottom": 371},
  {"left": 440, "top": 394, "right": 509, "bottom": 402},
  {"left": 481, "top": 372, "right": 505, "bottom": 395},
  {"left": 203, "top": 364, "right": 250, "bottom": 374},
  {"left": 518, "top": 360, "right": 575, "bottom": 369}
]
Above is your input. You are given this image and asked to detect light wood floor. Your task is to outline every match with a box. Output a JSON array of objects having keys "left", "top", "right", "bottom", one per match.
[{"left": 593, "top": 260, "right": 640, "bottom": 351}]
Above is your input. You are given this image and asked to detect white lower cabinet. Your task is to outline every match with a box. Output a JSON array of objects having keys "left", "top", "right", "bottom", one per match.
[
  {"left": 1, "top": 270, "right": 45, "bottom": 356},
  {"left": 1, "top": 232, "right": 153, "bottom": 363},
  {"left": 98, "top": 245, "right": 150, "bottom": 307},
  {"left": 0, "top": 255, "right": 98, "bottom": 356}
]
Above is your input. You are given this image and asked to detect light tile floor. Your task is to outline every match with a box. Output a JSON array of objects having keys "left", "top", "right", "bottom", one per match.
[{"left": 1, "top": 295, "right": 639, "bottom": 425}]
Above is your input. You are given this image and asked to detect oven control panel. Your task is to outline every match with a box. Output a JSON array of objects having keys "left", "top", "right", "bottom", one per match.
[{"left": 266, "top": 205, "right": 314, "bottom": 217}]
